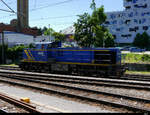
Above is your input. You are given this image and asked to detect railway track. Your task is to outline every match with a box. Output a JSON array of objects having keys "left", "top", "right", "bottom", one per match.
[
  {"left": 0, "top": 92, "right": 40, "bottom": 113},
  {"left": 1, "top": 65, "right": 150, "bottom": 81},
  {"left": 0, "top": 66, "right": 20, "bottom": 71},
  {"left": 0, "top": 70, "right": 150, "bottom": 112},
  {"left": 0, "top": 108, "right": 8, "bottom": 113}
]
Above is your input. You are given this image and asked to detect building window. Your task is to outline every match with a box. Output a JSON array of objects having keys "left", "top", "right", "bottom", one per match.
[
  {"left": 143, "top": 26, "right": 148, "bottom": 30},
  {"left": 125, "top": 6, "right": 131, "bottom": 10},
  {"left": 125, "top": 20, "right": 131, "bottom": 24}
]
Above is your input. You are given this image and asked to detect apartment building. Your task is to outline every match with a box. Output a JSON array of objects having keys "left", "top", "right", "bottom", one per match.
[{"left": 104, "top": 0, "right": 150, "bottom": 45}]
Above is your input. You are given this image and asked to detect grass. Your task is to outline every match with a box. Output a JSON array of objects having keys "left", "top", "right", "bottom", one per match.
[
  {"left": 122, "top": 53, "right": 150, "bottom": 64},
  {"left": 126, "top": 70, "right": 150, "bottom": 75},
  {"left": 0, "top": 64, "right": 18, "bottom": 67}
]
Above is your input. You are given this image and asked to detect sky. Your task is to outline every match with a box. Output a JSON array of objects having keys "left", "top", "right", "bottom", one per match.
[{"left": 0, "top": 0, "right": 124, "bottom": 32}]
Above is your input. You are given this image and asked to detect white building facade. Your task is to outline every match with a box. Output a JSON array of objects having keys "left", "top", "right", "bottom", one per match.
[
  {"left": 0, "top": 31, "right": 55, "bottom": 47},
  {"left": 104, "top": 0, "right": 150, "bottom": 45}
]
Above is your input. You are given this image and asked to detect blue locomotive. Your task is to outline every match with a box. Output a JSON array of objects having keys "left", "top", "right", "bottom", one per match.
[{"left": 19, "top": 42, "right": 126, "bottom": 77}]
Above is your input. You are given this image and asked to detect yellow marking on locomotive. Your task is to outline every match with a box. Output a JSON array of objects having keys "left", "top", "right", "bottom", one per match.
[
  {"left": 24, "top": 50, "right": 32, "bottom": 60},
  {"left": 22, "top": 60, "right": 116, "bottom": 66},
  {"left": 28, "top": 50, "right": 35, "bottom": 60},
  {"left": 23, "top": 60, "right": 47, "bottom": 63},
  {"left": 57, "top": 62, "right": 116, "bottom": 66},
  {"left": 31, "top": 49, "right": 110, "bottom": 52}
]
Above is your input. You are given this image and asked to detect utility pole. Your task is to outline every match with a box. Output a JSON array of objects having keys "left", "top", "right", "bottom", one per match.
[
  {"left": 49, "top": 24, "right": 51, "bottom": 42},
  {"left": 1, "top": 31, "right": 5, "bottom": 64},
  {"left": 103, "top": 38, "right": 105, "bottom": 48}
]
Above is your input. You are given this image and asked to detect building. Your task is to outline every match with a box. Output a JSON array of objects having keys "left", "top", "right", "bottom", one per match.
[
  {"left": 0, "top": 31, "right": 34, "bottom": 47},
  {"left": 34, "top": 35, "right": 55, "bottom": 43},
  {"left": 0, "top": 31, "right": 55, "bottom": 47},
  {"left": 60, "top": 26, "right": 77, "bottom": 47},
  {"left": 104, "top": 0, "right": 150, "bottom": 45}
]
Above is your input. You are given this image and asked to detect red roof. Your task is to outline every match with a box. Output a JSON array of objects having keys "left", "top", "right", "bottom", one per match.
[{"left": 0, "top": 24, "right": 38, "bottom": 36}]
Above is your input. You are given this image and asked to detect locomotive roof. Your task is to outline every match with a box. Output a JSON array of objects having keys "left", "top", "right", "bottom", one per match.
[
  {"left": 34, "top": 42, "right": 52, "bottom": 44},
  {"left": 53, "top": 47, "right": 121, "bottom": 51}
]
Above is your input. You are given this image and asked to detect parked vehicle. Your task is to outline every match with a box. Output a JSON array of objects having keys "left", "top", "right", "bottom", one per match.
[
  {"left": 122, "top": 46, "right": 131, "bottom": 51},
  {"left": 129, "top": 47, "right": 146, "bottom": 52},
  {"left": 115, "top": 47, "right": 124, "bottom": 51}
]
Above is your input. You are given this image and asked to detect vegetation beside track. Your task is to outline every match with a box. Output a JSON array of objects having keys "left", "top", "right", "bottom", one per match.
[
  {"left": 126, "top": 70, "right": 150, "bottom": 75},
  {"left": 122, "top": 53, "right": 150, "bottom": 64},
  {"left": 0, "top": 64, "right": 18, "bottom": 67}
]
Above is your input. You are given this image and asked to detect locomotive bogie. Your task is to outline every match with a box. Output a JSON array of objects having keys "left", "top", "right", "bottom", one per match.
[{"left": 51, "top": 64, "right": 69, "bottom": 72}]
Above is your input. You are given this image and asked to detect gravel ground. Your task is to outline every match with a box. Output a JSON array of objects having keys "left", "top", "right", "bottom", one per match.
[
  {"left": 0, "top": 83, "right": 116, "bottom": 113},
  {"left": 0, "top": 77, "right": 143, "bottom": 113},
  {"left": 9, "top": 75, "right": 150, "bottom": 101},
  {"left": 0, "top": 99, "right": 28, "bottom": 113}
]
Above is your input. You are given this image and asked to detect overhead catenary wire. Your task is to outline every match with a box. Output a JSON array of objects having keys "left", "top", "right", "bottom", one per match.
[
  {"left": 0, "top": 0, "right": 80, "bottom": 31},
  {"left": 30, "top": 0, "right": 77, "bottom": 12},
  {"left": 0, "top": 8, "right": 14, "bottom": 13},
  {"left": 30, "top": 15, "right": 78, "bottom": 21},
  {"left": 0, "top": 0, "right": 16, "bottom": 13}
]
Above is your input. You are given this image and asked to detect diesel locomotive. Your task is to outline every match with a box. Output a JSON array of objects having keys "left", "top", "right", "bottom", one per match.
[{"left": 19, "top": 42, "right": 126, "bottom": 77}]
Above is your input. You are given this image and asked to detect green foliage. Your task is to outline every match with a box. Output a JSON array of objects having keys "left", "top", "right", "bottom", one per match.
[
  {"left": 0, "top": 44, "right": 30, "bottom": 64},
  {"left": 42, "top": 27, "right": 65, "bottom": 42},
  {"left": 90, "top": 0, "right": 96, "bottom": 11},
  {"left": 52, "top": 32, "right": 65, "bottom": 42},
  {"left": 7, "top": 45, "right": 27, "bottom": 63},
  {"left": 122, "top": 53, "right": 150, "bottom": 63},
  {"left": 74, "top": 13, "right": 93, "bottom": 47},
  {"left": 133, "top": 32, "right": 150, "bottom": 49},
  {"left": 74, "top": 2, "right": 115, "bottom": 48},
  {"left": 104, "top": 31, "right": 115, "bottom": 47},
  {"left": 44, "top": 28, "right": 55, "bottom": 36}
]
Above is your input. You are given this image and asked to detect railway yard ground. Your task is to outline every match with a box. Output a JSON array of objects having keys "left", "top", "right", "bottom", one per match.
[{"left": 0, "top": 66, "right": 150, "bottom": 113}]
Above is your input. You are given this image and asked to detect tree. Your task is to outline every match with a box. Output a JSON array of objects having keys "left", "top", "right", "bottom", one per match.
[
  {"left": 74, "top": 13, "right": 93, "bottom": 47},
  {"left": 44, "top": 28, "right": 55, "bottom": 36},
  {"left": 141, "top": 32, "right": 150, "bottom": 49},
  {"left": 90, "top": 0, "right": 96, "bottom": 11},
  {"left": 133, "top": 32, "right": 150, "bottom": 49},
  {"left": 133, "top": 33, "right": 141, "bottom": 47},
  {"left": 104, "top": 31, "right": 115, "bottom": 47},
  {"left": 74, "top": 2, "right": 114, "bottom": 48},
  {"left": 52, "top": 32, "right": 65, "bottom": 42}
]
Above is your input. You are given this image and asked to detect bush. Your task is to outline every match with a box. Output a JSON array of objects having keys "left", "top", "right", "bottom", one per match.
[
  {"left": 122, "top": 53, "right": 150, "bottom": 63},
  {"left": 141, "top": 54, "right": 150, "bottom": 62},
  {"left": 0, "top": 45, "right": 29, "bottom": 64}
]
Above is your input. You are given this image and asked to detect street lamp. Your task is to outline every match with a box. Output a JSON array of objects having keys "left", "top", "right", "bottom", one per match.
[{"left": 48, "top": 24, "right": 51, "bottom": 42}]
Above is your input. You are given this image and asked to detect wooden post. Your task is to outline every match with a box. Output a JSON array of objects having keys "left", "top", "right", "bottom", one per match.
[{"left": 1, "top": 31, "right": 5, "bottom": 64}]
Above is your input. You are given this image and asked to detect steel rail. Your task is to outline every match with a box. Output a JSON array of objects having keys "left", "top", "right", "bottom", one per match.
[
  {"left": 0, "top": 93, "right": 40, "bottom": 113},
  {"left": 1, "top": 66, "right": 150, "bottom": 81},
  {"left": 1, "top": 71, "right": 150, "bottom": 91},
  {"left": 5, "top": 72, "right": 150, "bottom": 87},
  {"left": 0, "top": 76, "right": 149, "bottom": 112},
  {"left": 0, "top": 108, "right": 8, "bottom": 113}
]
